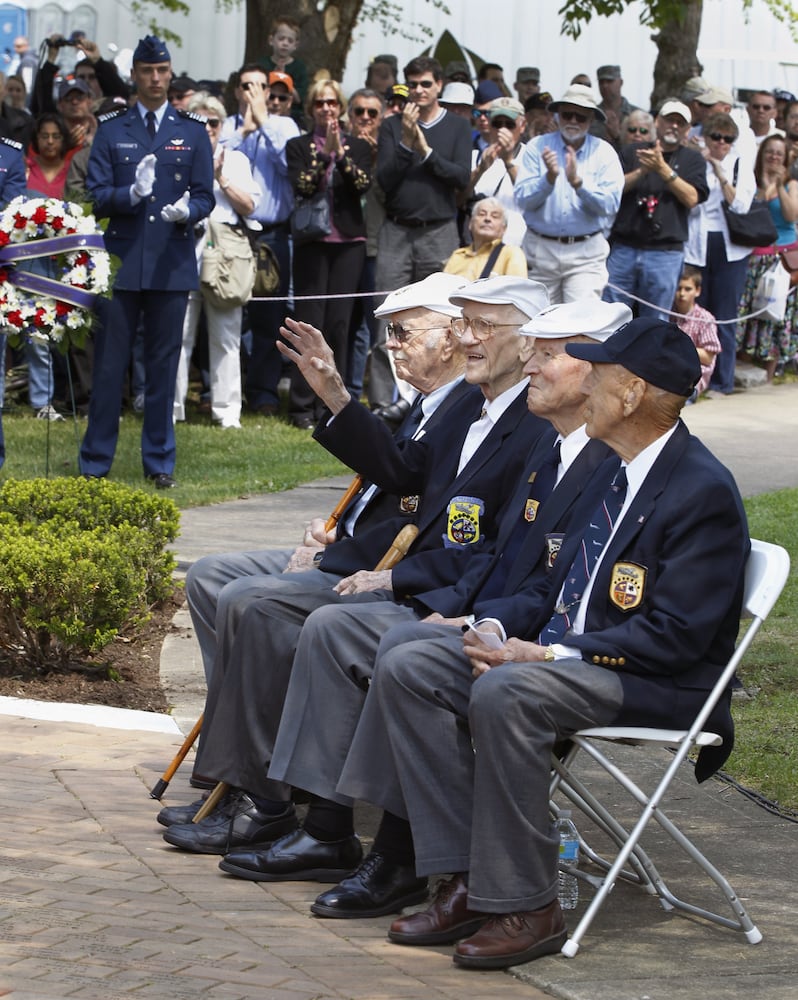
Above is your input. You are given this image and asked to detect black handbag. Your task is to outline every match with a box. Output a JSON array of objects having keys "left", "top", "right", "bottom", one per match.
[
  {"left": 722, "top": 162, "right": 778, "bottom": 247},
  {"left": 291, "top": 189, "right": 331, "bottom": 245}
]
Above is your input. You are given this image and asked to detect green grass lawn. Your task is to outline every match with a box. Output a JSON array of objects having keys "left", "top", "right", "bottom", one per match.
[{"left": 3, "top": 407, "right": 797, "bottom": 809}]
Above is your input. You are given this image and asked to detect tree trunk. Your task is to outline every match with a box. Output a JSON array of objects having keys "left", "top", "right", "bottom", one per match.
[
  {"left": 649, "top": 0, "right": 703, "bottom": 111},
  {"left": 244, "top": 0, "right": 366, "bottom": 81}
]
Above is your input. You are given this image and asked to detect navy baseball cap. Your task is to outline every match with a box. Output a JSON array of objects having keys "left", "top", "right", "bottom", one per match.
[{"left": 565, "top": 318, "right": 701, "bottom": 397}]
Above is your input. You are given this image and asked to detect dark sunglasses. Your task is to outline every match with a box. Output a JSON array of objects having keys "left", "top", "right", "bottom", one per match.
[
  {"left": 750, "top": 103, "right": 775, "bottom": 111},
  {"left": 471, "top": 108, "right": 491, "bottom": 119},
  {"left": 314, "top": 98, "right": 339, "bottom": 107},
  {"left": 708, "top": 132, "right": 736, "bottom": 144},
  {"left": 352, "top": 106, "right": 379, "bottom": 118},
  {"left": 269, "top": 92, "right": 290, "bottom": 102},
  {"left": 491, "top": 117, "right": 516, "bottom": 130},
  {"left": 626, "top": 125, "right": 649, "bottom": 134},
  {"left": 559, "top": 109, "right": 589, "bottom": 123},
  {"left": 205, "top": 117, "right": 221, "bottom": 128},
  {"left": 407, "top": 79, "right": 435, "bottom": 90},
  {"left": 242, "top": 81, "right": 267, "bottom": 91}
]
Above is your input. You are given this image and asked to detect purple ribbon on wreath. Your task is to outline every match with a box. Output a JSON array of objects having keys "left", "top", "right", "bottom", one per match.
[{"left": 0, "top": 232, "right": 107, "bottom": 309}]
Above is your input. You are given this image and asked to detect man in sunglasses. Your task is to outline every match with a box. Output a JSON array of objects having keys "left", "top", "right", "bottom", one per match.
[
  {"left": 603, "top": 99, "right": 708, "bottom": 321},
  {"left": 266, "top": 70, "right": 294, "bottom": 117},
  {"left": 515, "top": 84, "right": 624, "bottom": 303},
  {"left": 369, "top": 56, "right": 472, "bottom": 411}
]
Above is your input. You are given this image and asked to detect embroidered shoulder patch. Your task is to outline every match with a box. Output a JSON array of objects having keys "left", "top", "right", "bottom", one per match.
[{"left": 444, "top": 496, "right": 484, "bottom": 548}]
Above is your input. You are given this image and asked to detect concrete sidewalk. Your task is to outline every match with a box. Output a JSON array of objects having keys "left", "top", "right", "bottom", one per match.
[{"left": 1, "top": 381, "right": 797, "bottom": 1000}]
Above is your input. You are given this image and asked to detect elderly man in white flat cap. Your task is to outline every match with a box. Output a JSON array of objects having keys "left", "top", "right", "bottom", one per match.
[{"left": 514, "top": 84, "right": 624, "bottom": 303}]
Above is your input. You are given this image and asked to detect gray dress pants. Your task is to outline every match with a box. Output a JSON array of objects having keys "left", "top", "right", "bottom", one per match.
[{"left": 337, "top": 620, "right": 624, "bottom": 913}]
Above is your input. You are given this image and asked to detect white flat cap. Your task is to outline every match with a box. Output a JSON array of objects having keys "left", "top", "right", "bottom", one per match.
[
  {"left": 520, "top": 300, "right": 633, "bottom": 340},
  {"left": 449, "top": 276, "right": 550, "bottom": 319},
  {"left": 374, "top": 273, "right": 466, "bottom": 318}
]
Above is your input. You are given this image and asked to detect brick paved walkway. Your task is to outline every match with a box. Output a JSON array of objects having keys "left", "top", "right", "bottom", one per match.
[{"left": 0, "top": 716, "right": 548, "bottom": 1000}]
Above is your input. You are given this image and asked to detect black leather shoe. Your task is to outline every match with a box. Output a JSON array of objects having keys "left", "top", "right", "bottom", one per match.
[
  {"left": 372, "top": 398, "right": 411, "bottom": 429},
  {"left": 162, "top": 792, "right": 297, "bottom": 854},
  {"left": 310, "top": 850, "right": 428, "bottom": 918},
  {"left": 219, "top": 827, "right": 362, "bottom": 882},
  {"left": 157, "top": 796, "right": 211, "bottom": 828},
  {"left": 147, "top": 472, "right": 177, "bottom": 489}
]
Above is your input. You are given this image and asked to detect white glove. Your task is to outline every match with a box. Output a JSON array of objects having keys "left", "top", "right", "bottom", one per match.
[
  {"left": 160, "top": 190, "right": 191, "bottom": 223},
  {"left": 132, "top": 153, "right": 157, "bottom": 198}
]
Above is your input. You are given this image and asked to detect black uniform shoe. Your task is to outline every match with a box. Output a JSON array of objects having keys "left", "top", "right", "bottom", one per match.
[
  {"left": 310, "top": 850, "right": 428, "bottom": 918},
  {"left": 162, "top": 792, "right": 297, "bottom": 854},
  {"left": 147, "top": 473, "right": 177, "bottom": 489},
  {"left": 219, "top": 827, "right": 363, "bottom": 882},
  {"left": 157, "top": 797, "right": 211, "bottom": 827}
]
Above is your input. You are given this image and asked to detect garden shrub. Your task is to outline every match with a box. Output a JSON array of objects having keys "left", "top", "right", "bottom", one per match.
[{"left": 0, "top": 478, "right": 180, "bottom": 669}]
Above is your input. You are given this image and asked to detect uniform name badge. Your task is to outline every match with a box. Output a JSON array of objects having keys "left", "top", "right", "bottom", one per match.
[
  {"left": 400, "top": 495, "right": 420, "bottom": 514},
  {"left": 544, "top": 533, "right": 564, "bottom": 571},
  {"left": 444, "top": 495, "right": 484, "bottom": 548},
  {"left": 609, "top": 561, "right": 647, "bottom": 611},
  {"left": 525, "top": 497, "right": 540, "bottom": 522}
]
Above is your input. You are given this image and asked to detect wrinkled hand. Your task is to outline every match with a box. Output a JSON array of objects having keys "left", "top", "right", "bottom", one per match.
[
  {"left": 463, "top": 630, "right": 548, "bottom": 678},
  {"left": 422, "top": 612, "right": 470, "bottom": 627},
  {"left": 334, "top": 569, "right": 392, "bottom": 595},
  {"left": 277, "top": 317, "right": 350, "bottom": 414},
  {"left": 564, "top": 146, "right": 580, "bottom": 187},
  {"left": 133, "top": 153, "right": 157, "bottom": 198},
  {"left": 283, "top": 545, "right": 324, "bottom": 573},
  {"left": 161, "top": 190, "right": 190, "bottom": 223}
]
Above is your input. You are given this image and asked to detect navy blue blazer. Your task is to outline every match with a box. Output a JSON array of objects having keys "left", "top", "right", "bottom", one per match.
[
  {"left": 0, "top": 136, "right": 26, "bottom": 204},
  {"left": 504, "top": 421, "right": 749, "bottom": 779},
  {"left": 407, "top": 435, "right": 617, "bottom": 627},
  {"left": 319, "top": 387, "right": 549, "bottom": 577},
  {"left": 87, "top": 105, "right": 214, "bottom": 291}
]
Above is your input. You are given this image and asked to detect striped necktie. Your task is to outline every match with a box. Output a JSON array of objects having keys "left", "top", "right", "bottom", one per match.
[{"left": 539, "top": 466, "right": 628, "bottom": 644}]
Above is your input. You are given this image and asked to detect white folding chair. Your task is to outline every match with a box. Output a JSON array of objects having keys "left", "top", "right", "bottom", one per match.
[{"left": 549, "top": 538, "right": 791, "bottom": 957}]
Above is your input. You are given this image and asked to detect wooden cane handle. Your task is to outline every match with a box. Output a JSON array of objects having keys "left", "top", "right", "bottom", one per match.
[
  {"left": 373, "top": 524, "right": 420, "bottom": 571},
  {"left": 324, "top": 474, "right": 364, "bottom": 533}
]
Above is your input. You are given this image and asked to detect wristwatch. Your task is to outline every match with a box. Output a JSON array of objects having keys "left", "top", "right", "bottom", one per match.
[
  {"left": 666, "top": 170, "right": 678, "bottom": 183},
  {"left": 543, "top": 646, "right": 555, "bottom": 662}
]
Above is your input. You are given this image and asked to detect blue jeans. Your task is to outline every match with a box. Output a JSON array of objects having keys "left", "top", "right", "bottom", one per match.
[
  {"left": 700, "top": 232, "right": 750, "bottom": 395},
  {"left": 604, "top": 243, "right": 684, "bottom": 321},
  {"left": 26, "top": 338, "right": 55, "bottom": 409}
]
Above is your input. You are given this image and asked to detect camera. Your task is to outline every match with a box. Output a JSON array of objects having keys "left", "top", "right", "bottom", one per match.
[{"left": 52, "top": 31, "right": 85, "bottom": 48}]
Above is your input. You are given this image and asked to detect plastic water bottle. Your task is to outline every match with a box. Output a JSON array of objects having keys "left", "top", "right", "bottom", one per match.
[{"left": 555, "top": 810, "right": 580, "bottom": 909}]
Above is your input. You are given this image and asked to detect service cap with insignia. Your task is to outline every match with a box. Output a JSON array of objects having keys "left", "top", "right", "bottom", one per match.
[{"left": 133, "top": 35, "right": 171, "bottom": 64}]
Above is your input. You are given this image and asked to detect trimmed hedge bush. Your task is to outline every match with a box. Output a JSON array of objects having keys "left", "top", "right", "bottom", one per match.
[{"left": 0, "top": 478, "right": 180, "bottom": 669}]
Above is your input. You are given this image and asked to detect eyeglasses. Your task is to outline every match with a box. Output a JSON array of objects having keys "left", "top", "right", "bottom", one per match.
[
  {"left": 314, "top": 98, "right": 339, "bottom": 107},
  {"left": 205, "top": 117, "right": 221, "bottom": 128},
  {"left": 491, "top": 117, "right": 516, "bottom": 130},
  {"left": 385, "top": 322, "right": 443, "bottom": 344},
  {"left": 242, "top": 81, "right": 268, "bottom": 91},
  {"left": 352, "top": 106, "right": 379, "bottom": 118},
  {"left": 406, "top": 79, "right": 435, "bottom": 90},
  {"left": 268, "top": 92, "right": 290, "bottom": 102},
  {"left": 472, "top": 107, "right": 491, "bottom": 119},
  {"left": 626, "top": 125, "right": 650, "bottom": 135},
  {"left": 450, "top": 317, "right": 518, "bottom": 341},
  {"left": 559, "top": 109, "right": 589, "bottom": 123},
  {"left": 708, "top": 132, "right": 736, "bottom": 143},
  {"left": 750, "top": 103, "right": 775, "bottom": 111}
]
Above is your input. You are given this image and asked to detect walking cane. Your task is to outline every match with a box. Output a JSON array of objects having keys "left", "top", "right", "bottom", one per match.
[
  {"left": 190, "top": 521, "right": 420, "bottom": 824},
  {"left": 149, "top": 474, "right": 363, "bottom": 799}
]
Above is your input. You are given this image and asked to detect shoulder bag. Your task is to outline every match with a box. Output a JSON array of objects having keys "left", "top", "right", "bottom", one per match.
[
  {"left": 722, "top": 162, "right": 778, "bottom": 248},
  {"left": 291, "top": 188, "right": 331, "bottom": 246},
  {"left": 200, "top": 218, "right": 256, "bottom": 308}
]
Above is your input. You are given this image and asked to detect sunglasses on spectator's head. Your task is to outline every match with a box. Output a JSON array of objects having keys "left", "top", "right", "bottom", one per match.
[
  {"left": 352, "top": 106, "right": 379, "bottom": 118},
  {"left": 708, "top": 132, "right": 736, "bottom": 143},
  {"left": 559, "top": 109, "right": 589, "bottom": 123}
]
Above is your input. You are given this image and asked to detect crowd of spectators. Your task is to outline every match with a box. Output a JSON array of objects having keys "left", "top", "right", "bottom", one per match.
[{"left": 1, "top": 18, "right": 797, "bottom": 448}]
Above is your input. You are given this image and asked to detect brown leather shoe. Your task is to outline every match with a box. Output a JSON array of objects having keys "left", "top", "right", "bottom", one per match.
[
  {"left": 388, "top": 873, "right": 487, "bottom": 945},
  {"left": 453, "top": 899, "right": 567, "bottom": 969}
]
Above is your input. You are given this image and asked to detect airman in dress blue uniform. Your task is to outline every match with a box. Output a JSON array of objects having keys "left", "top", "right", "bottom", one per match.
[
  {"left": 79, "top": 35, "right": 214, "bottom": 487},
  {"left": 0, "top": 135, "right": 28, "bottom": 469}
]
